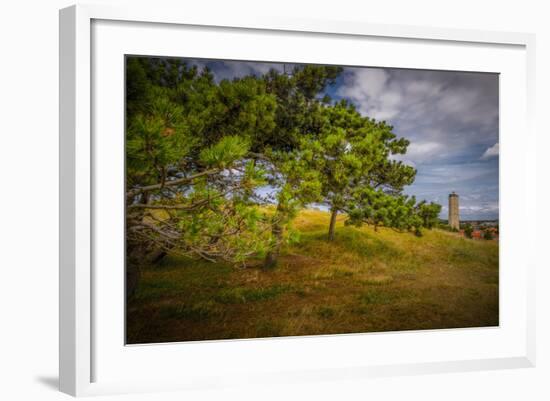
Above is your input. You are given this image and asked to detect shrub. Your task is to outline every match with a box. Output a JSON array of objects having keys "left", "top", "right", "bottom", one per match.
[{"left": 464, "top": 224, "right": 473, "bottom": 239}]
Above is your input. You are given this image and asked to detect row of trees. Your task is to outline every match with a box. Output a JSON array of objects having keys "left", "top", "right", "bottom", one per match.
[{"left": 125, "top": 58, "right": 441, "bottom": 290}]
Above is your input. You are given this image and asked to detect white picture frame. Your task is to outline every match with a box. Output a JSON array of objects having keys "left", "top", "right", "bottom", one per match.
[{"left": 59, "top": 3, "right": 536, "bottom": 397}]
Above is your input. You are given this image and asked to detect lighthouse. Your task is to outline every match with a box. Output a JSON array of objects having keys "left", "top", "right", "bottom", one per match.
[{"left": 448, "top": 192, "right": 460, "bottom": 230}]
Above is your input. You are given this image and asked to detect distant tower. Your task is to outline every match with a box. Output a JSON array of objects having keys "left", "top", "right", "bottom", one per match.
[{"left": 448, "top": 192, "right": 460, "bottom": 230}]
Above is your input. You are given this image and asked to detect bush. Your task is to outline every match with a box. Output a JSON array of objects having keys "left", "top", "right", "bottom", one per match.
[
  {"left": 464, "top": 224, "right": 473, "bottom": 239},
  {"left": 483, "top": 229, "right": 493, "bottom": 240}
]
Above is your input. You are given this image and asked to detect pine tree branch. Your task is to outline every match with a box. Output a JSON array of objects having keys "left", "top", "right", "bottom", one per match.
[{"left": 126, "top": 168, "right": 220, "bottom": 199}]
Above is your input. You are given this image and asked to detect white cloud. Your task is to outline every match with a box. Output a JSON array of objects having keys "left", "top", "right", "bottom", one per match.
[
  {"left": 336, "top": 69, "right": 402, "bottom": 120},
  {"left": 404, "top": 80, "right": 442, "bottom": 96},
  {"left": 437, "top": 89, "right": 478, "bottom": 115},
  {"left": 394, "top": 141, "right": 444, "bottom": 164},
  {"left": 459, "top": 202, "right": 499, "bottom": 214},
  {"left": 339, "top": 68, "right": 389, "bottom": 98},
  {"left": 407, "top": 141, "right": 442, "bottom": 157},
  {"left": 480, "top": 143, "right": 499, "bottom": 160}
]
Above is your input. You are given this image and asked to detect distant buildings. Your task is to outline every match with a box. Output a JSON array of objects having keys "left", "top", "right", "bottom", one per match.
[{"left": 459, "top": 226, "right": 499, "bottom": 241}]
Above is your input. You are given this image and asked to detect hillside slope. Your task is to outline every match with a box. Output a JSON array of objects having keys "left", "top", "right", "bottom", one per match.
[{"left": 127, "top": 209, "right": 499, "bottom": 343}]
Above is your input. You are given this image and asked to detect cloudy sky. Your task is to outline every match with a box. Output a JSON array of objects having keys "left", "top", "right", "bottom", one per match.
[{"left": 180, "top": 58, "right": 499, "bottom": 220}]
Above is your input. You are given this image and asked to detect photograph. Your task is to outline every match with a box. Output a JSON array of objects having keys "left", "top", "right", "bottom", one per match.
[{"left": 125, "top": 56, "right": 499, "bottom": 344}]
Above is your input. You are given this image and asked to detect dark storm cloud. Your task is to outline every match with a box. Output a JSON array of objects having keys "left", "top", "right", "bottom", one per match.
[{"left": 179, "top": 58, "right": 499, "bottom": 220}]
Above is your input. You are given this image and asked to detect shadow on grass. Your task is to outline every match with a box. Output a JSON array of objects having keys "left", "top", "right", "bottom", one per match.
[{"left": 214, "top": 284, "right": 292, "bottom": 304}]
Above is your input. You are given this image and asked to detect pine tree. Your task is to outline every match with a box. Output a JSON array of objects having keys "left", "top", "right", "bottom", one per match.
[
  {"left": 296, "top": 100, "right": 421, "bottom": 241},
  {"left": 256, "top": 65, "right": 344, "bottom": 267},
  {"left": 125, "top": 57, "right": 280, "bottom": 293}
]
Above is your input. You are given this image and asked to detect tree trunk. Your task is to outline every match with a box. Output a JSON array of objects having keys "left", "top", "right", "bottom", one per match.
[
  {"left": 264, "top": 220, "right": 283, "bottom": 269},
  {"left": 126, "top": 261, "right": 141, "bottom": 299},
  {"left": 126, "top": 248, "right": 168, "bottom": 299},
  {"left": 149, "top": 250, "right": 167, "bottom": 265},
  {"left": 140, "top": 190, "right": 150, "bottom": 205},
  {"left": 264, "top": 203, "right": 286, "bottom": 269},
  {"left": 328, "top": 208, "right": 338, "bottom": 241}
]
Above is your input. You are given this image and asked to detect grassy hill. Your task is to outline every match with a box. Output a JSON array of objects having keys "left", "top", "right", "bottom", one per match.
[{"left": 127, "top": 209, "right": 499, "bottom": 344}]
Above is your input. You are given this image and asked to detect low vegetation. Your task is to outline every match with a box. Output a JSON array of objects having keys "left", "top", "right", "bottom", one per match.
[{"left": 127, "top": 209, "right": 499, "bottom": 344}]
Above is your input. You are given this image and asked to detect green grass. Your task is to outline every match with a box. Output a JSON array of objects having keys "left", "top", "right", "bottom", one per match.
[
  {"left": 358, "top": 288, "right": 399, "bottom": 305},
  {"left": 127, "top": 209, "right": 499, "bottom": 344},
  {"left": 214, "top": 285, "right": 292, "bottom": 304},
  {"left": 159, "top": 301, "right": 220, "bottom": 321}
]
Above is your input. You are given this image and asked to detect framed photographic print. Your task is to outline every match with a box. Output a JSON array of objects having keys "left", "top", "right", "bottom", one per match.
[{"left": 59, "top": 4, "right": 536, "bottom": 396}]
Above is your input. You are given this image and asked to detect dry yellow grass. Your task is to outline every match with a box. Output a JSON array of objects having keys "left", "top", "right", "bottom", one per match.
[{"left": 127, "top": 209, "right": 498, "bottom": 344}]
